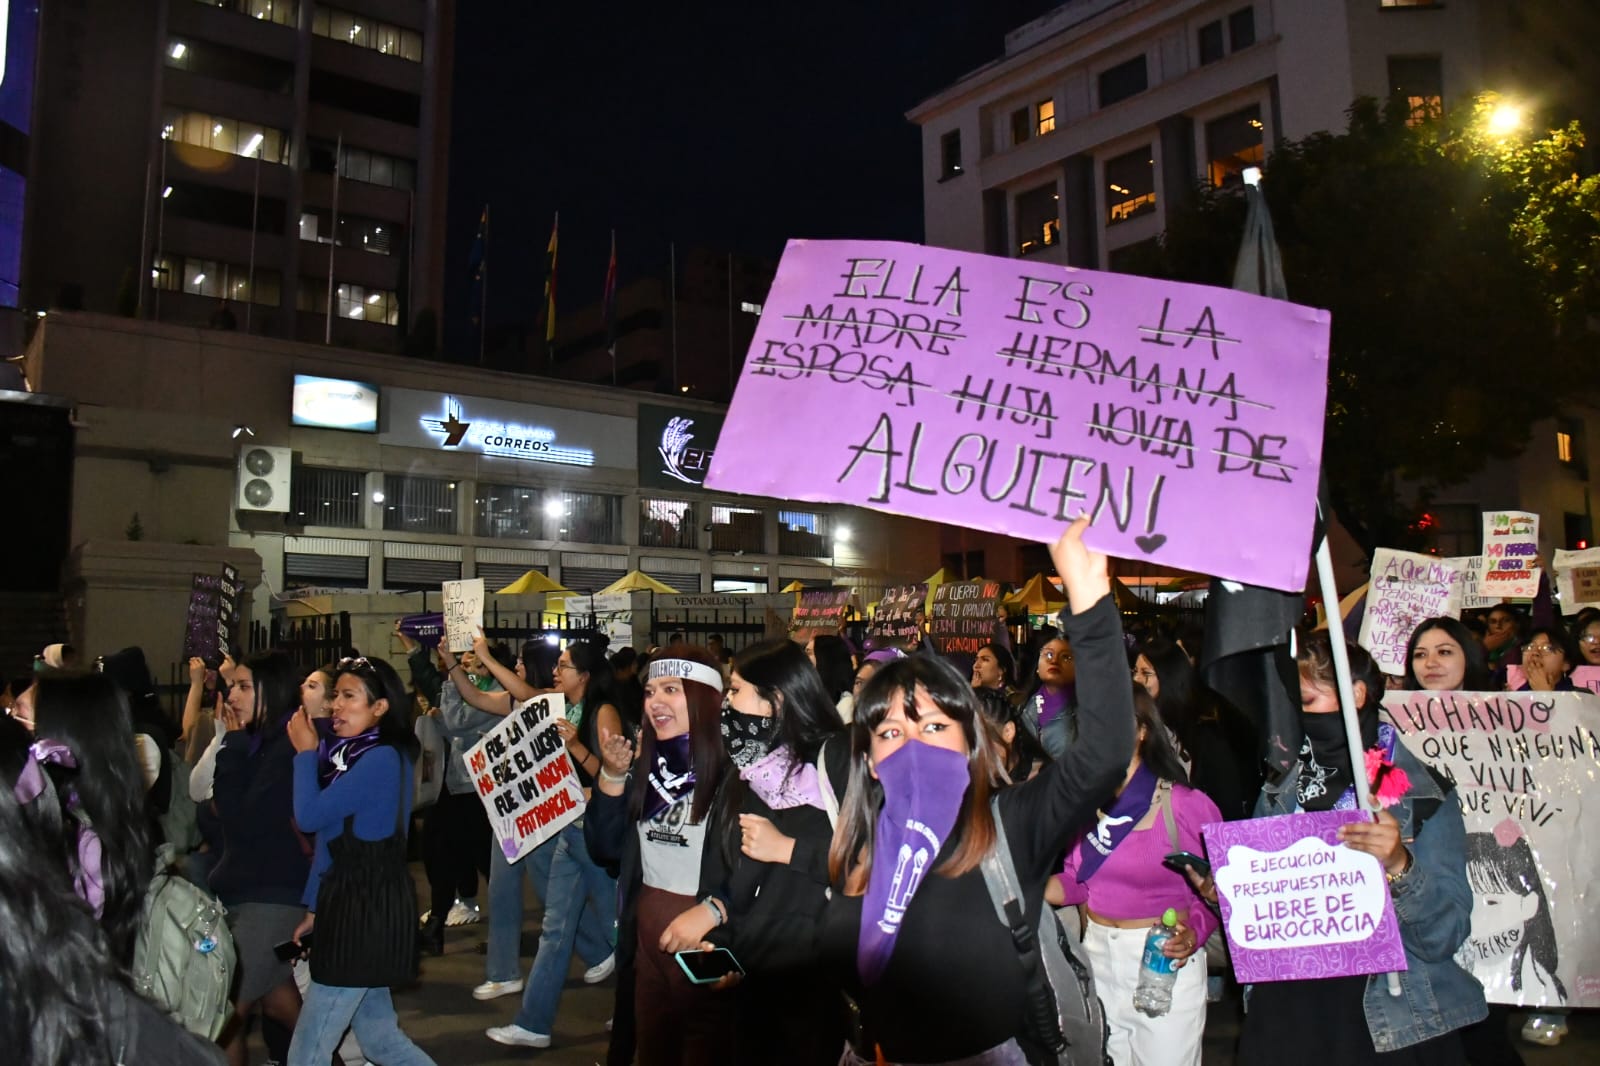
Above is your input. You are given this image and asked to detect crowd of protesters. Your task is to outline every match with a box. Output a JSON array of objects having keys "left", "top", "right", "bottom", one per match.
[{"left": 2, "top": 519, "right": 1593, "bottom": 1065}]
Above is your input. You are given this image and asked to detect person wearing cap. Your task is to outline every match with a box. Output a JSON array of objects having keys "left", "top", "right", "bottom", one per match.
[{"left": 588, "top": 646, "right": 740, "bottom": 1066}]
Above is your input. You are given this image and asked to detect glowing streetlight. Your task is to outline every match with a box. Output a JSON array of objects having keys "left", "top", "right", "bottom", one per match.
[{"left": 1486, "top": 103, "right": 1523, "bottom": 137}]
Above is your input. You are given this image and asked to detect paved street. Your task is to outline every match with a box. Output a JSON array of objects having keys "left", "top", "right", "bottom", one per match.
[{"left": 390, "top": 865, "right": 1599, "bottom": 1065}]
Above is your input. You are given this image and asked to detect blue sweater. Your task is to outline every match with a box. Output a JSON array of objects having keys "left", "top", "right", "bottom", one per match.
[
  {"left": 293, "top": 745, "right": 413, "bottom": 909},
  {"left": 210, "top": 722, "right": 310, "bottom": 907}
]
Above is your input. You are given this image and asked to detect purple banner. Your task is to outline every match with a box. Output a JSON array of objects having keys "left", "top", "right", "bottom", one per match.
[
  {"left": 399, "top": 612, "right": 446, "bottom": 649},
  {"left": 1203, "top": 810, "right": 1407, "bottom": 983},
  {"left": 705, "top": 240, "right": 1330, "bottom": 592}
]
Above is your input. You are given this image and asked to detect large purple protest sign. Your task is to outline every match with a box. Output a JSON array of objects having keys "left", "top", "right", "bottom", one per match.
[
  {"left": 705, "top": 240, "right": 1331, "bottom": 592},
  {"left": 399, "top": 612, "right": 446, "bottom": 650},
  {"left": 1204, "top": 810, "right": 1407, "bottom": 983}
]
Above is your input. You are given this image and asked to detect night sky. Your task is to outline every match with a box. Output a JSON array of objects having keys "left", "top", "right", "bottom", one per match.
[{"left": 441, "top": 1, "right": 1061, "bottom": 358}]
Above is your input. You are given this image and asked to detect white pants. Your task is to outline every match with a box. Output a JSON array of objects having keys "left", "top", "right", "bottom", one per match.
[{"left": 1084, "top": 920, "right": 1207, "bottom": 1066}]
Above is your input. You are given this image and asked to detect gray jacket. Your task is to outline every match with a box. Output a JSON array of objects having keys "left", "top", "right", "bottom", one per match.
[{"left": 438, "top": 677, "right": 505, "bottom": 796}]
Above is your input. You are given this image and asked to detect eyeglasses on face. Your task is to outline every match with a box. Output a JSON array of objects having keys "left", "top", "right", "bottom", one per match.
[
  {"left": 1040, "top": 650, "right": 1073, "bottom": 663},
  {"left": 1580, "top": 634, "right": 1600, "bottom": 646},
  {"left": 1526, "top": 644, "right": 1561, "bottom": 656},
  {"left": 554, "top": 662, "right": 579, "bottom": 673}
]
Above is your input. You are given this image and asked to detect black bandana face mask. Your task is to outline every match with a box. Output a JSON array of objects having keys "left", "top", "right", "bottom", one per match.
[{"left": 721, "top": 708, "right": 777, "bottom": 769}]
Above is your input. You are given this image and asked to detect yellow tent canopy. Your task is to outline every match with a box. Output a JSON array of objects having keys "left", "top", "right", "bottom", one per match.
[
  {"left": 779, "top": 580, "right": 808, "bottom": 594},
  {"left": 495, "top": 569, "right": 570, "bottom": 595},
  {"left": 601, "top": 570, "right": 679, "bottom": 595},
  {"left": 1002, "top": 573, "right": 1066, "bottom": 614},
  {"left": 1110, "top": 577, "right": 1144, "bottom": 612}
]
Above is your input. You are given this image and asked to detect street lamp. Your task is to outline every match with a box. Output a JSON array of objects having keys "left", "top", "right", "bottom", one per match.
[{"left": 1486, "top": 102, "right": 1523, "bottom": 137}]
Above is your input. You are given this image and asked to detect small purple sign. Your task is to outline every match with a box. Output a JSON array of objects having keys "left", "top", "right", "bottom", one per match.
[
  {"left": 705, "top": 240, "right": 1330, "bottom": 592},
  {"left": 1203, "top": 810, "right": 1407, "bottom": 983},
  {"left": 399, "top": 612, "right": 446, "bottom": 649}
]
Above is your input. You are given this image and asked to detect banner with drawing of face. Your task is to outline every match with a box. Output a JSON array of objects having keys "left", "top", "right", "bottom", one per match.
[{"left": 1383, "top": 691, "right": 1600, "bottom": 1006}]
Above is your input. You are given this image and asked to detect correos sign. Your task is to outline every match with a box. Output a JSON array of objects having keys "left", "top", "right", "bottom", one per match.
[{"left": 380, "top": 388, "right": 635, "bottom": 469}]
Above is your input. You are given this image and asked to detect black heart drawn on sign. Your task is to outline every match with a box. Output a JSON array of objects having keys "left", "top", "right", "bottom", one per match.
[{"left": 1135, "top": 534, "right": 1167, "bottom": 554}]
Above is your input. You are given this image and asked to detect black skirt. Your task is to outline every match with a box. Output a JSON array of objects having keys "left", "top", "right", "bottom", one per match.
[{"left": 1240, "top": 975, "right": 1466, "bottom": 1066}]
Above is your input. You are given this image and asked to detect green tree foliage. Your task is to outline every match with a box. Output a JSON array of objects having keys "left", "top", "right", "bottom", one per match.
[{"left": 1138, "top": 95, "right": 1600, "bottom": 553}]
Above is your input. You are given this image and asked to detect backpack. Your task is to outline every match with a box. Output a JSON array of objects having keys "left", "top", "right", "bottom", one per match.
[
  {"left": 130, "top": 847, "right": 237, "bottom": 1042},
  {"left": 157, "top": 744, "right": 203, "bottom": 853},
  {"left": 979, "top": 797, "right": 1111, "bottom": 1066}
]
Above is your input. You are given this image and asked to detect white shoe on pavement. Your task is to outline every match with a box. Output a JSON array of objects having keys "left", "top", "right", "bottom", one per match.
[
  {"left": 1521, "top": 1014, "right": 1567, "bottom": 1046},
  {"left": 472, "top": 978, "right": 525, "bottom": 1001},
  {"left": 446, "top": 899, "right": 481, "bottom": 927},
  {"left": 486, "top": 1024, "right": 551, "bottom": 1049},
  {"left": 583, "top": 952, "right": 616, "bottom": 984}
]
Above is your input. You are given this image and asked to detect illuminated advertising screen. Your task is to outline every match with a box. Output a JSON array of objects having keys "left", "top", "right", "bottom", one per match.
[
  {"left": 292, "top": 374, "right": 381, "bottom": 432},
  {"left": 0, "top": 0, "right": 38, "bottom": 308}
]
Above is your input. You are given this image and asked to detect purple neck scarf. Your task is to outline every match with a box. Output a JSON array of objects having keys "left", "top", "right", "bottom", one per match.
[
  {"left": 643, "top": 734, "right": 695, "bottom": 822},
  {"left": 1035, "top": 684, "right": 1074, "bottom": 728},
  {"left": 1075, "top": 763, "right": 1158, "bottom": 883},
  {"left": 857, "top": 741, "right": 969, "bottom": 986},
  {"left": 741, "top": 746, "right": 825, "bottom": 812},
  {"left": 13, "top": 739, "right": 107, "bottom": 917},
  {"left": 317, "top": 719, "right": 383, "bottom": 786}
]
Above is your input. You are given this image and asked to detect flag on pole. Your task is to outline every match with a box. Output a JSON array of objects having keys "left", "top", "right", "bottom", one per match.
[
  {"left": 602, "top": 229, "right": 618, "bottom": 359},
  {"left": 542, "top": 213, "right": 559, "bottom": 360},
  {"left": 467, "top": 205, "right": 488, "bottom": 328}
]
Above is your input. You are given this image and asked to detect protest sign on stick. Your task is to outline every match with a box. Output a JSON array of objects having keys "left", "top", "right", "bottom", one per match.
[
  {"left": 870, "top": 584, "right": 928, "bottom": 646},
  {"left": 705, "top": 239, "right": 1331, "bottom": 592},
  {"left": 1554, "top": 547, "right": 1600, "bottom": 615},
  {"left": 183, "top": 574, "right": 222, "bottom": 662},
  {"left": 789, "top": 588, "right": 851, "bottom": 639},
  {"left": 463, "top": 693, "right": 585, "bottom": 863},
  {"left": 1444, "top": 556, "right": 1497, "bottom": 613},
  {"left": 1479, "top": 511, "right": 1541, "bottom": 599},
  {"left": 1357, "top": 549, "right": 1460, "bottom": 676},
  {"left": 928, "top": 580, "right": 1002, "bottom": 656},
  {"left": 398, "top": 612, "right": 445, "bottom": 649},
  {"left": 590, "top": 591, "right": 634, "bottom": 646},
  {"left": 442, "top": 578, "right": 485, "bottom": 653},
  {"left": 1383, "top": 690, "right": 1600, "bottom": 1007},
  {"left": 1203, "top": 810, "right": 1408, "bottom": 983}
]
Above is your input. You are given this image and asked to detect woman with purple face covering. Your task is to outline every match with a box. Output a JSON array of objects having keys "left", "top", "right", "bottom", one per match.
[{"left": 821, "top": 520, "right": 1135, "bottom": 1065}]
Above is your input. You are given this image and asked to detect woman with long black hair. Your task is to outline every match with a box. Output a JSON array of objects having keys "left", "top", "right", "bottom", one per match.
[
  {"left": 486, "top": 638, "right": 622, "bottom": 1050},
  {"left": 284, "top": 655, "right": 434, "bottom": 1066},
  {"left": 0, "top": 715, "right": 224, "bottom": 1065},
  {"left": 807, "top": 634, "right": 858, "bottom": 722},
  {"left": 1132, "top": 636, "right": 1259, "bottom": 819},
  {"left": 589, "top": 646, "right": 739, "bottom": 1066},
  {"left": 209, "top": 649, "right": 311, "bottom": 1066},
  {"left": 709, "top": 638, "right": 848, "bottom": 1064},
  {"left": 30, "top": 670, "right": 156, "bottom": 966},
  {"left": 821, "top": 518, "right": 1135, "bottom": 1065}
]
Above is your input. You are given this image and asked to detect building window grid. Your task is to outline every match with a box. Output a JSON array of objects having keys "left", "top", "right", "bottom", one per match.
[
  {"left": 1105, "top": 148, "right": 1157, "bottom": 224},
  {"left": 1011, "top": 107, "right": 1031, "bottom": 146},
  {"left": 152, "top": 254, "right": 280, "bottom": 306},
  {"left": 193, "top": 0, "right": 297, "bottom": 27},
  {"left": 473, "top": 484, "right": 543, "bottom": 539},
  {"left": 312, "top": 5, "right": 424, "bottom": 61},
  {"left": 640, "top": 498, "right": 698, "bottom": 549},
  {"left": 940, "top": 131, "right": 963, "bottom": 178},
  {"left": 162, "top": 109, "right": 288, "bottom": 164},
  {"left": 552, "top": 491, "right": 623, "bottom": 545},
  {"left": 711, "top": 505, "right": 765, "bottom": 554},
  {"left": 1036, "top": 99, "right": 1056, "bottom": 136},
  {"left": 1206, "top": 105, "right": 1266, "bottom": 188},
  {"left": 1388, "top": 55, "right": 1444, "bottom": 126},
  {"left": 291, "top": 466, "right": 366, "bottom": 528},
  {"left": 1227, "top": 7, "right": 1256, "bottom": 50},
  {"left": 778, "top": 510, "right": 832, "bottom": 558},
  {"left": 1198, "top": 20, "right": 1225, "bottom": 65},
  {"left": 382, "top": 474, "right": 457, "bottom": 534},
  {"left": 298, "top": 211, "right": 397, "bottom": 256},
  {"left": 1098, "top": 55, "right": 1149, "bottom": 108},
  {"left": 335, "top": 284, "right": 401, "bottom": 325},
  {"left": 311, "top": 140, "right": 417, "bottom": 191}
]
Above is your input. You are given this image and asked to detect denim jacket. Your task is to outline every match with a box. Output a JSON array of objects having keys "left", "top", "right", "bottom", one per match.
[{"left": 1256, "top": 740, "right": 1487, "bottom": 1052}]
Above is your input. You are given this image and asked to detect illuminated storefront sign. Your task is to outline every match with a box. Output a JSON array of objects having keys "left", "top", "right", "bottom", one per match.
[
  {"left": 637, "top": 404, "right": 724, "bottom": 490},
  {"left": 421, "top": 397, "right": 595, "bottom": 466},
  {"left": 378, "top": 388, "right": 635, "bottom": 469}
]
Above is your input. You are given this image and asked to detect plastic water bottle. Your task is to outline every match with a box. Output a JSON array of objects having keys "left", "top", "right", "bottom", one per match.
[{"left": 1133, "top": 908, "right": 1180, "bottom": 1017}]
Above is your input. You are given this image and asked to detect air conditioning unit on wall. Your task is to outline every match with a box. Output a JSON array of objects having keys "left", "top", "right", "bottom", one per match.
[{"left": 236, "top": 445, "right": 291, "bottom": 513}]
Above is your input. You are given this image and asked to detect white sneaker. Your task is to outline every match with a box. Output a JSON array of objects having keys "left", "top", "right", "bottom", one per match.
[
  {"left": 446, "top": 899, "right": 481, "bottom": 927},
  {"left": 486, "top": 1024, "right": 550, "bottom": 1049},
  {"left": 1521, "top": 1015, "right": 1567, "bottom": 1047},
  {"left": 472, "top": 978, "right": 524, "bottom": 1001},
  {"left": 583, "top": 952, "right": 616, "bottom": 984}
]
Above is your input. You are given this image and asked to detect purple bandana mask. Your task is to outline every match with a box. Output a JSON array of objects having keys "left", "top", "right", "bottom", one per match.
[
  {"left": 318, "top": 720, "right": 383, "bottom": 786},
  {"left": 857, "top": 740, "right": 970, "bottom": 986},
  {"left": 741, "top": 746, "right": 825, "bottom": 812},
  {"left": 13, "top": 739, "right": 107, "bottom": 917}
]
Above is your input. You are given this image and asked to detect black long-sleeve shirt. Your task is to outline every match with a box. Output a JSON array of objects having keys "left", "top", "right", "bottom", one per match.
[{"left": 818, "top": 593, "right": 1135, "bottom": 1061}]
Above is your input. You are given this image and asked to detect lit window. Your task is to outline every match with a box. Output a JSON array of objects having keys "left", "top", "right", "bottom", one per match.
[
  {"left": 335, "top": 284, "right": 400, "bottom": 325},
  {"left": 194, "top": 0, "right": 297, "bottom": 29},
  {"left": 1015, "top": 183, "right": 1061, "bottom": 255},
  {"left": 161, "top": 108, "right": 287, "bottom": 163},
  {"left": 1105, "top": 148, "right": 1156, "bottom": 224},
  {"left": 312, "top": 4, "right": 424, "bottom": 63},
  {"left": 640, "top": 498, "right": 697, "bottom": 549},
  {"left": 1388, "top": 55, "right": 1443, "bottom": 126},
  {"left": 1558, "top": 432, "right": 1574, "bottom": 464},
  {"left": 1206, "top": 105, "right": 1266, "bottom": 188},
  {"left": 1036, "top": 99, "right": 1056, "bottom": 136},
  {"left": 1380, "top": 0, "right": 1440, "bottom": 7}
]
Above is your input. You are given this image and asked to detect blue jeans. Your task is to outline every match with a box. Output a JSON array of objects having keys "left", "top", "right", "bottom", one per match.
[
  {"left": 486, "top": 828, "right": 612, "bottom": 982},
  {"left": 512, "top": 820, "right": 618, "bottom": 1034},
  {"left": 288, "top": 979, "right": 436, "bottom": 1066}
]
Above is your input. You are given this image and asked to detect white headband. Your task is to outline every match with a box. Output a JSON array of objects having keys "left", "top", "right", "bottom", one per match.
[{"left": 646, "top": 658, "right": 724, "bottom": 693}]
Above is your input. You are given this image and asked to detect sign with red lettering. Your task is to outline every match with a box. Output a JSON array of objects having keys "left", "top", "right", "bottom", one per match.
[
  {"left": 463, "top": 693, "right": 586, "bottom": 862},
  {"left": 1480, "top": 511, "right": 1540, "bottom": 600}
]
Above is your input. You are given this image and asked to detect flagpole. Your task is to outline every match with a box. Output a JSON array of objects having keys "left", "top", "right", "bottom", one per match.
[
  {"left": 245, "top": 142, "right": 262, "bottom": 332},
  {"left": 670, "top": 242, "right": 678, "bottom": 391},
  {"left": 727, "top": 251, "right": 734, "bottom": 396},
  {"left": 546, "top": 210, "right": 559, "bottom": 368},
  {"left": 154, "top": 134, "right": 168, "bottom": 320},
  {"left": 324, "top": 133, "right": 342, "bottom": 345},
  {"left": 610, "top": 228, "right": 618, "bottom": 387},
  {"left": 478, "top": 203, "right": 489, "bottom": 366},
  {"left": 137, "top": 158, "right": 153, "bottom": 319}
]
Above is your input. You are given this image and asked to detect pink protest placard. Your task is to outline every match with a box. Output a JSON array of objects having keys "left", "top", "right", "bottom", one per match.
[
  {"left": 705, "top": 240, "right": 1331, "bottom": 592},
  {"left": 1204, "top": 810, "right": 1408, "bottom": 982}
]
